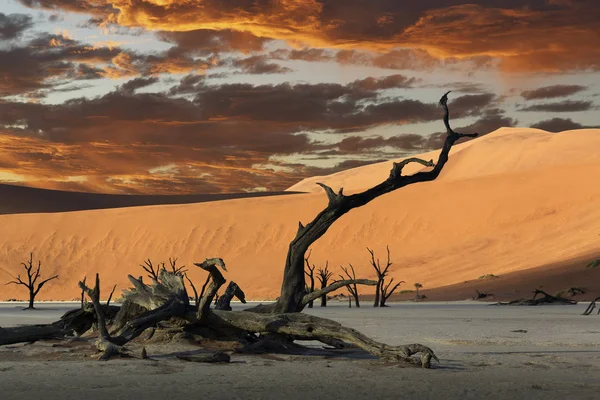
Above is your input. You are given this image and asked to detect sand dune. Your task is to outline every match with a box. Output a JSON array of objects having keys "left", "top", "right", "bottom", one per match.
[
  {"left": 0, "top": 127, "right": 599, "bottom": 301},
  {"left": 0, "top": 183, "right": 299, "bottom": 215}
]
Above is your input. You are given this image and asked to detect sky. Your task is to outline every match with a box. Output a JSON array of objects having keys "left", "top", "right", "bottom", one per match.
[{"left": 0, "top": 0, "right": 598, "bottom": 194}]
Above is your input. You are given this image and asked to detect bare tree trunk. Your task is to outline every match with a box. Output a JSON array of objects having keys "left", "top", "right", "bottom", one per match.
[
  {"left": 374, "top": 280, "right": 381, "bottom": 307},
  {"left": 28, "top": 290, "right": 35, "bottom": 310},
  {"left": 320, "top": 279, "right": 327, "bottom": 307}
]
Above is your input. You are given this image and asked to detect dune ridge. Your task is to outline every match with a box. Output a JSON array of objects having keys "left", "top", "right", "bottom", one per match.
[{"left": 0, "top": 127, "right": 599, "bottom": 301}]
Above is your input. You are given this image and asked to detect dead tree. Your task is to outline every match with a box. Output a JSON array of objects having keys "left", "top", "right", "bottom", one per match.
[
  {"left": 247, "top": 91, "right": 477, "bottom": 314},
  {"left": 380, "top": 278, "right": 405, "bottom": 307},
  {"left": 493, "top": 289, "right": 577, "bottom": 306},
  {"left": 340, "top": 264, "right": 361, "bottom": 307},
  {"left": 367, "top": 247, "right": 398, "bottom": 307},
  {"left": 473, "top": 289, "right": 492, "bottom": 300},
  {"left": 304, "top": 251, "right": 316, "bottom": 308},
  {"left": 6, "top": 253, "right": 59, "bottom": 310},
  {"left": 413, "top": 283, "right": 425, "bottom": 301},
  {"left": 0, "top": 93, "right": 471, "bottom": 368},
  {"left": 316, "top": 262, "right": 333, "bottom": 307},
  {"left": 582, "top": 296, "right": 600, "bottom": 315}
]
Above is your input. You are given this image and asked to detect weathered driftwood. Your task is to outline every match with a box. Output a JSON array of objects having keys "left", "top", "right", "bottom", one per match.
[
  {"left": 0, "top": 322, "right": 71, "bottom": 346},
  {"left": 194, "top": 258, "right": 226, "bottom": 320},
  {"left": 582, "top": 296, "right": 600, "bottom": 315},
  {"left": 203, "top": 310, "right": 438, "bottom": 368},
  {"left": 0, "top": 303, "right": 119, "bottom": 346},
  {"left": 215, "top": 282, "right": 246, "bottom": 311},
  {"left": 79, "top": 274, "right": 127, "bottom": 359},
  {"left": 492, "top": 289, "right": 577, "bottom": 306}
]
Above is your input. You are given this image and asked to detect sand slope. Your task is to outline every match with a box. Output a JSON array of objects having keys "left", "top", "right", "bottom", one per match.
[
  {"left": 0, "top": 183, "right": 299, "bottom": 215},
  {"left": 0, "top": 128, "right": 599, "bottom": 301}
]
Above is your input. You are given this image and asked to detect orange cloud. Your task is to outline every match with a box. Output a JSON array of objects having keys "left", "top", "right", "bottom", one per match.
[{"left": 24, "top": 0, "right": 598, "bottom": 73}]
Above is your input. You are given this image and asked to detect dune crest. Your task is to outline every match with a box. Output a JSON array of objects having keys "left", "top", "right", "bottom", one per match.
[{"left": 1, "top": 127, "right": 599, "bottom": 301}]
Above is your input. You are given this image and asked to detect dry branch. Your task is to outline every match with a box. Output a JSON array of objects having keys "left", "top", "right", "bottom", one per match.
[
  {"left": 301, "top": 279, "right": 377, "bottom": 306},
  {"left": 216, "top": 282, "right": 247, "bottom": 311},
  {"left": 194, "top": 258, "right": 227, "bottom": 320},
  {"left": 340, "top": 264, "right": 361, "bottom": 307},
  {"left": 582, "top": 296, "right": 600, "bottom": 315}
]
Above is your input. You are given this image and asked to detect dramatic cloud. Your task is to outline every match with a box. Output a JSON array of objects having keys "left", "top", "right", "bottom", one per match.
[
  {"left": 518, "top": 100, "right": 595, "bottom": 112},
  {"left": 229, "top": 55, "right": 292, "bottom": 75},
  {"left": 118, "top": 76, "right": 159, "bottom": 94},
  {"left": 2, "top": 0, "right": 597, "bottom": 194},
  {"left": 0, "top": 77, "right": 494, "bottom": 193},
  {"left": 0, "top": 13, "right": 33, "bottom": 40},
  {"left": 0, "top": 33, "right": 121, "bottom": 96},
  {"left": 157, "top": 29, "right": 269, "bottom": 55},
  {"left": 521, "top": 84, "right": 588, "bottom": 100},
  {"left": 19, "top": 0, "right": 600, "bottom": 72},
  {"left": 530, "top": 118, "right": 599, "bottom": 132}
]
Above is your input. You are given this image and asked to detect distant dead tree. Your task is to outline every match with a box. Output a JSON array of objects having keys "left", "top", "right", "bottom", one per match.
[
  {"left": 413, "top": 283, "right": 426, "bottom": 301},
  {"left": 367, "top": 246, "right": 403, "bottom": 307},
  {"left": 6, "top": 253, "right": 58, "bottom": 310},
  {"left": 304, "top": 250, "right": 316, "bottom": 308},
  {"left": 340, "top": 264, "right": 361, "bottom": 307},
  {"left": 316, "top": 262, "right": 333, "bottom": 307},
  {"left": 473, "top": 289, "right": 492, "bottom": 300},
  {"left": 582, "top": 296, "right": 600, "bottom": 315},
  {"left": 380, "top": 277, "right": 405, "bottom": 307}
]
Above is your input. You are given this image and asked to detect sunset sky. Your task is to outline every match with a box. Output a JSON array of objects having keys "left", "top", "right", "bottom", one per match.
[{"left": 0, "top": 0, "right": 598, "bottom": 194}]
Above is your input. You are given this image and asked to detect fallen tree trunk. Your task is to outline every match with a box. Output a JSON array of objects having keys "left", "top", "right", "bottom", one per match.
[
  {"left": 0, "top": 304, "right": 120, "bottom": 346},
  {"left": 300, "top": 279, "right": 376, "bottom": 307},
  {"left": 492, "top": 289, "right": 577, "bottom": 306},
  {"left": 0, "top": 322, "right": 71, "bottom": 346},
  {"left": 201, "top": 310, "right": 438, "bottom": 368}
]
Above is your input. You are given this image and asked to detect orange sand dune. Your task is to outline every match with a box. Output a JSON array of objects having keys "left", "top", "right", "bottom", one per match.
[
  {"left": 0, "top": 128, "right": 599, "bottom": 301},
  {"left": 0, "top": 183, "right": 299, "bottom": 215}
]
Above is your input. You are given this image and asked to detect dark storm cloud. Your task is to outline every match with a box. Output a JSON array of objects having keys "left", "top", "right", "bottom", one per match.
[
  {"left": 521, "top": 84, "right": 588, "bottom": 100},
  {"left": 518, "top": 100, "right": 596, "bottom": 112},
  {"left": 0, "top": 13, "right": 33, "bottom": 40}
]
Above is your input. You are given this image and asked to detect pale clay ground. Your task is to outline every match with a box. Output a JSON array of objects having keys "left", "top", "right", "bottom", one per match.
[{"left": 1, "top": 301, "right": 599, "bottom": 400}]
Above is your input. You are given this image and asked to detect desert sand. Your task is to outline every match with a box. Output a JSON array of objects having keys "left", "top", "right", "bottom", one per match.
[
  {"left": 0, "top": 127, "right": 600, "bottom": 301},
  {"left": 0, "top": 183, "right": 298, "bottom": 215},
  {"left": 1, "top": 302, "right": 599, "bottom": 400}
]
